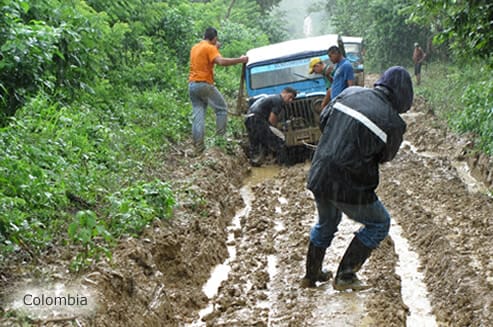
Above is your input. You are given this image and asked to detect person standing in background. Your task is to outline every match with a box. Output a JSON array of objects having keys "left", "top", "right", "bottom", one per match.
[
  {"left": 413, "top": 42, "right": 426, "bottom": 85},
  {"left": 188, "top": 27, "right": 248, "bottom": 154}
]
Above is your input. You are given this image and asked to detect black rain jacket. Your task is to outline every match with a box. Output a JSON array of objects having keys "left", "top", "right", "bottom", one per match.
[{"left": 307, "top": 84, "right": 409, "bottom": 204}]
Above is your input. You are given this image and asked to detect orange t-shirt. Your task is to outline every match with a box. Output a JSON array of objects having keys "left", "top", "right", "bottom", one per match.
[{"left": 189, "top": 40, "right": 220, "bottom": 84}]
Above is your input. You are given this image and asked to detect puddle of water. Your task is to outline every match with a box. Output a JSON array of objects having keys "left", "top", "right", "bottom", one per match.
[
  {"left": 202, "top": 262, "right": 231, "bottom": 299},
  {"left": 401, "top": 140, "right": 439, "bottom": 158},
  {"left": 243, "top": 165, "right": 281, "bottom": 185},
  {"left": 310, "top": 213, "right": 437, "bottom": 326},
  {"left": 390, "top": 221, "right": 437, "bottom": 327},
  {"left": 278, "top": 196, "right": 288, "bottom": 205},
  {"left": 275, "top": 196, "right": 288, "bottom": 216},
  {"left": 402, "top": 140, "right": 489, "bottom": 195},
  {"left": 256, "top": 254, "right": 278, "bottom": 311},
  {"left": 451, "top": 160, "right": 489, "bottom": 194},
  {"left": 188, "top": 186, "right": 252, "bottom": 326},
  {"left": 201, "top": 187, "right": 253, "bottom": 299},
  {"left": 274, "top": 220, "right": 285, "bottom": 232},
  {"left": 256, "top": 193, "right": 291, "bottom": 322},
  {"left": 309, "top": 216, "right": 369, "bottom": 325},
  {"left": 403, "top": 112, "right": 426, "bottom": 119}
]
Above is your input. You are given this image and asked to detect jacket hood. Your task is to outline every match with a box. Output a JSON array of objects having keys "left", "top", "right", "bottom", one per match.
[{"left": 374, "top": 66, "right": 413, "bottom": 113}]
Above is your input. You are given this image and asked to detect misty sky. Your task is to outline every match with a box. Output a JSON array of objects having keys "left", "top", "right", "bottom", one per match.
[{"left": 274, "top": 0, "right": 334, "bottom": 38}]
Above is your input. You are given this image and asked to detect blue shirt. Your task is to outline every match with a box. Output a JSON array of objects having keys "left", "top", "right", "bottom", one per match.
[{"left": 331, "top": 58, "right": 354, "bottom": 99}]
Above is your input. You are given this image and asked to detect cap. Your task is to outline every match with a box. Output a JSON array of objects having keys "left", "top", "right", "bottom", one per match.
[
  {"left": 308, "top": 57, "right": 322, "bottom": 74},
  {"left": 414, "top": 42, "right": 419, "bottom": 47}
]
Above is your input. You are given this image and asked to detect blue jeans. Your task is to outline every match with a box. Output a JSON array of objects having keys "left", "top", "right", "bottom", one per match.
[
  {"left": 189, "top": 82, "right": 228, "bottom": 146},
  {"left": 310, "top": 195, "right": 391, "bottom": 249}
]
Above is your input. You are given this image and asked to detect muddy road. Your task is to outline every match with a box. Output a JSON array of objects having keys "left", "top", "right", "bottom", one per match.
[
  {"left": 2, "top": 78, "right": 493, "bottom": 326},
  {"left": 181, "top": 101, "right": 493, "bottom": 326}
]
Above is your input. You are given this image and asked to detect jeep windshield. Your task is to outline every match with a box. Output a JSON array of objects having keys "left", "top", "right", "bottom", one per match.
[
  {"left": 249, "top": 54, "right": 329, "bottom": 89},
  {"left": 245, "top": 34, "right": 344, "bottom": 97}
]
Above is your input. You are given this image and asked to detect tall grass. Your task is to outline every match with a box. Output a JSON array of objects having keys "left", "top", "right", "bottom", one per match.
[{"left": 416, "top": 61, "right": 493, "bottom": 155}]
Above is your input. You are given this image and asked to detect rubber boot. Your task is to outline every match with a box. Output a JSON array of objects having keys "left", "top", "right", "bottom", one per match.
[
  {"left": 193, "top": 142, "right": 205, "bottom": 157},
  {"left": 250, "top": 145, "right": 265, "bottom": 167},
  {"left": 276, "top": 144, "right": 288, "bottom": 165},
  {"left": 300, "top": 242, "right": 333, "bottom": 288},
  {"left": 333, "top": 236, "right": 372, "bottom": 291}
]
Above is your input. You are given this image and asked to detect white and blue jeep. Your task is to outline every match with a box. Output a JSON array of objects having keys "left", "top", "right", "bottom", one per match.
[{"left": 239, "top": 34, "right": 346, "bottom": 151}]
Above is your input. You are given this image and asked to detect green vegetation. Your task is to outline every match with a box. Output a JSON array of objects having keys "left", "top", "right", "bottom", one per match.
[
  {"left": 405, "top": 0, "right": 492, "bottom": 61},
  {"left": 322, "top": 0, "right": 492, "bottom": 155},
  {"left": 0, "top": 0, "right": 492, "bottom": 269},
  {"left": 417, "top": 62, "right": 493, "bottom": 156},
  {"left": 0, "top": 0, "right": 281, "bottom": 269}
]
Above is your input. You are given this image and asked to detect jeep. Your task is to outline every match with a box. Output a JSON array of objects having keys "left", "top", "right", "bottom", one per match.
[{"left": 238, "top": 34, "right": 345, "bottom": 156}]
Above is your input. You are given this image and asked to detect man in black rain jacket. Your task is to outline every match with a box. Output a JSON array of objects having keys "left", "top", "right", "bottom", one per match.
[{"left": 301, "top": 66, "right": 413, "bottom": 290}]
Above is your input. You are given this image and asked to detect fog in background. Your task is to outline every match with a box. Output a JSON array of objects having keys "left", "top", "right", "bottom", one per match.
[{"left": 273, "top": 0, "right": 335, "bottom": 39}]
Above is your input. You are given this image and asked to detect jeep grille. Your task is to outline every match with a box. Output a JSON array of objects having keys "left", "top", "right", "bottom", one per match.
[{"left": 277, "top": 96, "right": 323, "bottom": 146}]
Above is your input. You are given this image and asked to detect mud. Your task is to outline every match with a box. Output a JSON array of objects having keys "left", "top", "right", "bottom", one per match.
[{"left": 1, "top": 75, "right": 492, "bottom": 326}]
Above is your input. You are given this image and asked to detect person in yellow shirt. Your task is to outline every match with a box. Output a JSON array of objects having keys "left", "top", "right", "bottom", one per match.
[{"left": 188, "top": 27, "right": 249, "bottom": 153}]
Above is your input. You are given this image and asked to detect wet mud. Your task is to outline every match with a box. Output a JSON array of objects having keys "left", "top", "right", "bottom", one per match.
[{"left": 1, "top": 76, "right": 492, "bottom": 326}]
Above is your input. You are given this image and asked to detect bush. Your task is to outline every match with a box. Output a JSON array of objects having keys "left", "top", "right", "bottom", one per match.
[{"left": 452, "top": 78, "right": 493, "bottom": 155}]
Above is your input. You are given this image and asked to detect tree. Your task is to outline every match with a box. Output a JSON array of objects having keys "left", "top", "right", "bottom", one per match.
[
  {"left": 404, "top": 0, "right": 493, "bottom": 63},
  {"left": 256, "top": 0, "right": 283, "bottom": 12},
  {"left": 325, "top": 0, "right": 430, "bottom": 71}
]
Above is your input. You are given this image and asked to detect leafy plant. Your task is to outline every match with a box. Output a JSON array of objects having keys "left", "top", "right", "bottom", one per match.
[
  {"left": 417, "top": 62, "right": 493, "bottom": 156},
  {"left": 0, "top": 0, "right": 396, "bottom": 268},
  {"left": 107, "top": 180, "right": 175, "bottom": 237},
  {"left": 324, "top": 0, "right": 430, "bottom": 72},
  {"left": 405, "top": 0, "right": 493, "bottom": 62},
  {"left": 68, "top": 210, "right": 113, "bottom": 271},
  {"left": 453, "top": 79, "right": 493, "bottom": 155}
]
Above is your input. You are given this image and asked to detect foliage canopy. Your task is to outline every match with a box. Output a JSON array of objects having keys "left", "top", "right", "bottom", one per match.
[{"left": 0, "top": 0, "right": 285, "bottom": 265}]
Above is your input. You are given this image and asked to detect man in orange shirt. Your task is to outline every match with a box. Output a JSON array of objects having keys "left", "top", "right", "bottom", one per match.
[{"left": 189, "top": 27, "right": 248, "bottom": 153}]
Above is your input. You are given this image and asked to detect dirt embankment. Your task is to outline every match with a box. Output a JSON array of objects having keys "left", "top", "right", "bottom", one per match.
[
  {"left": 2, "top": 80, "right": 493, "bottom": 326},
  {"left": 1, "top": 148, "right": 250, "bottom": 326},
  {"left": 86, "top": 148, "right": 250, "bottom": 326}
]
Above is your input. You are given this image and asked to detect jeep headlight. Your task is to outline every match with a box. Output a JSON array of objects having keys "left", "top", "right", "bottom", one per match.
[{"left": 312, "top": 99, "right": 323, "bottom": 114}]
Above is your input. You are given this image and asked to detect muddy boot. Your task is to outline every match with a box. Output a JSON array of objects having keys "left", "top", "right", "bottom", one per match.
[
  {"left": 333, "top": 236, "right": 372, "bottom": 291},
  {"left": 192, "top": 142, "right": 205, "bottom": 157},
  {"left": 276, "top": 144, "right": 289, "bottom": 165},
  {"left": 300, "top": 242, "right": 332, "bottom": 288},
  {"left": 250, "top": 146, "right": 265, "bottom": 167}
]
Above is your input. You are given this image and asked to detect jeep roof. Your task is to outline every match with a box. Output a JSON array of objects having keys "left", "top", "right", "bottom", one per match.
[{"left": 341, "top": 36, "right": 363, "bottom": 45}]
